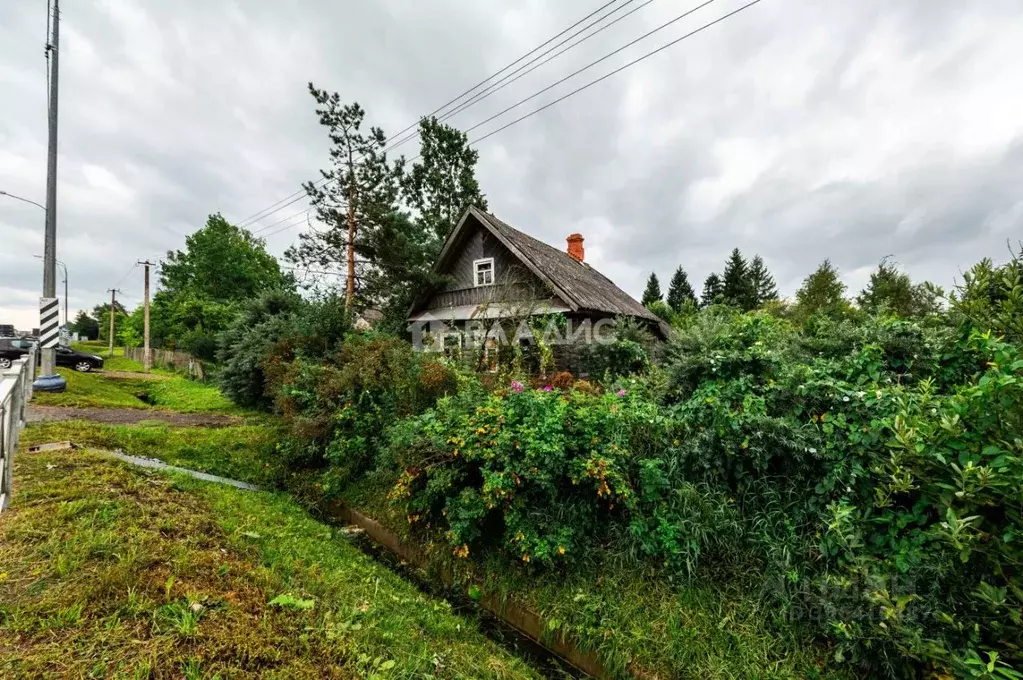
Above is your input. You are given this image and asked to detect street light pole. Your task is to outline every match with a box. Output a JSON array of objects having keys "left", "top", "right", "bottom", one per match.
[
  {"left": 40, "top": 0, "right": 60, "bottom": 376},
  {"left": 0, "top": 191, "right": 47, "bottom": 212}
]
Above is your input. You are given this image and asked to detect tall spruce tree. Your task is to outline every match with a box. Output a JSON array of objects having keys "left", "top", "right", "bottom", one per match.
[
  {"left": 286, "top": 84, "right": 402, "bottom": 311},
  {"left": 701, "top": 273, "right": 724, "bottom": 307},
  {"left": 666, "top": 266, "right": 697, "bottom": 311},
  {"left": 641, "top": 272, "right": 663, "bottom": 306},
  {"left": 721, "top": 248, "right": 756, "bottom": 310},
  {"left": 748, "top": 255, "right": 779, "bottom": 307}
]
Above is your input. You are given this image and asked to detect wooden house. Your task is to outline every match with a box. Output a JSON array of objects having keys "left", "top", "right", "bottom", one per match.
[{"left": 407, "top": 207, "right": 667, "bottom": 371}]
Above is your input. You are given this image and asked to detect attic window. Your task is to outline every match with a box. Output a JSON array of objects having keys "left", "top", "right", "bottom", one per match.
[{"left": 474, "top": 258, "right": 494, "bottom": 286}]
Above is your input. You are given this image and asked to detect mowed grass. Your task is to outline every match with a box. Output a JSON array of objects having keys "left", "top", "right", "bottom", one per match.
[
  {"left": 21, "top": 421, "right": 274, "bottom": 486},
  {"left": 33, "top": 369, "right": 241, "bottom": 414},
  {"left": 0, "top": 448, "right": 542, "bottom": 680}
]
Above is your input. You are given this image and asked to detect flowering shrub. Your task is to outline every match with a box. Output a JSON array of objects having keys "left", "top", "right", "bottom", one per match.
[{"left": 388, "top": 385, "right": 675, "bottom": 566}]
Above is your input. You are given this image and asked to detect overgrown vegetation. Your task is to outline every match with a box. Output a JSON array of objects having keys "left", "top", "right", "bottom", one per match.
[
  {"left": 0, "top": 446, "right": 542, "bottom": 679},
  {"left": 213, "top": 245, "right": 1023, "bottom": 678}
]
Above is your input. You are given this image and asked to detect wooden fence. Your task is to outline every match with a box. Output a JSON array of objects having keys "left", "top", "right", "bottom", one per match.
[
  {"left": 124, "top": 347, "right": 206, "bottom": 380},
  {"left": 1, "top": 352, "right": 36, "bottom": 513}
]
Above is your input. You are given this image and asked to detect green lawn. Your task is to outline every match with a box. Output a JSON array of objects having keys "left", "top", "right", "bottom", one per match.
[
  {"left": 32, "top": 369, "right": 241, "bottom": 414},
  {"left": 20, "top": 421, "right": 274, "bottom": 486},
  {"left": 0, "top": 447, "right": 542, "bottom": 679}
]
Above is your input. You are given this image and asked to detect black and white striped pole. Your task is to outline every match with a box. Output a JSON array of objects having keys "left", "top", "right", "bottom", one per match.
[{"left": 36, "top": 0, "right": 65, "bottom": 391}]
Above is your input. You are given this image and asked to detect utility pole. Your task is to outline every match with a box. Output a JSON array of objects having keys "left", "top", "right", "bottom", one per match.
[
  {"left": 39, "top": 0, "right": 60, "bottom": 376},
  {"left": 106, "top": 288, "right": 120, "bottom": 356},
  {"left": 137, "top": 260, "right": 155, "bottom": 371}
]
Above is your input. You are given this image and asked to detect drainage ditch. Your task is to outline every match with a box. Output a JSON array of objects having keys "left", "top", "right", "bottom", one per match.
[{"left": 334, "top": 524, "right": 584, "bottom": 679}]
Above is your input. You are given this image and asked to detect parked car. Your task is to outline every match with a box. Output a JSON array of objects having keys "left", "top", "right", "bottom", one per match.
[
  {"left": 55, "top": 346, "right": 104, "bottom": 372},
  {"left": 0, "top": 338, "right": 36, "bottom": 369},
  {"left": 0, "top": 339, "right": 103, "bottom": 372}
]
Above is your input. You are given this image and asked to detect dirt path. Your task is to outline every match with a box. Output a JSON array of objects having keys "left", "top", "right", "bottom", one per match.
[
  {"left": 26, "top": 405, "right": 242, "bottom": 428},
  {"left": 99, "top": 370, "right": 170, "bottom": 380}
]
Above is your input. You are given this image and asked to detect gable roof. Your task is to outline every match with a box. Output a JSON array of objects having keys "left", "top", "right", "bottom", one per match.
[{"left": 418, "top": 207, "right": 660, "bottom": 325}]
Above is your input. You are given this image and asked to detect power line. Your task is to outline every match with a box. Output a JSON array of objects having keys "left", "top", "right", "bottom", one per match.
[
  {"left": 453, "top": 0, "right": 720, "bottom": 144},
  {"left": 259, "top": 0, "right": 764, "bottom": 250},
  {"left": 235, "top": 0, "right": 630, "bottom": 229},
  {"left": 415, "top": 0, "right": 761, "bottom": 162},
  {"left": 385, "top": 0, "right": 656, "bottom": 154}
]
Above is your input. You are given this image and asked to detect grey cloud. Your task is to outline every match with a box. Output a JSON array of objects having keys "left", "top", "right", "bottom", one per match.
[{"left": 2, "top": 0, "right": 1023, "bottom": 330}]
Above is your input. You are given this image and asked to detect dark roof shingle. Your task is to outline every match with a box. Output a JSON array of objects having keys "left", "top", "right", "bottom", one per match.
[{"left": 473, "top": 210, "right": 660, "bottom": 323}]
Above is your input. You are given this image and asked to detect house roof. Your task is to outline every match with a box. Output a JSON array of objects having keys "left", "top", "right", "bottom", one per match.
[{"left": 419, "top": 207, "right": 661, "bottom": 325}]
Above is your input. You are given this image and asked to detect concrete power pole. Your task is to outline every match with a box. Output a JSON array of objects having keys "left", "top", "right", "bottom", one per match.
[
  {"left": 106, "top": 288, "right": 120, "bottom": 356},
  {"left": 138, "top": 260, "right": 155, "bottom": 371},
  {"left": 39, "top": 0, "right": 60, "bottom": 376}
]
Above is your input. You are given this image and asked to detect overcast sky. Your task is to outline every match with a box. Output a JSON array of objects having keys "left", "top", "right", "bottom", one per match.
[{"left": 2, "top": 0, "right": 1022, "bottom": 330}]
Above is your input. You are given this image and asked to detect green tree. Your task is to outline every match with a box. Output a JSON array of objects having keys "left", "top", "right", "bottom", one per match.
[
  {"left": 700, "top": 273, "right": 724, "bottom": 307},
  {"left": 69, "top": 310, "right": 99, "bottom": 340},
  {"left": 93, "top": 301, "right": 128, "bottom": 343},
  {"left": 857, "top": 257, "right": 917, "bottom": 317},
  {"left": 721, "top": 248, "right": 756, "bottom": 310},
  {"left": 641, "top": 272, "right": 663, "bottom": 306},
  {"left": 162, "top": 214, "right": 289, "bottom": 301},
  {"left": 748, "top": 255, "right": 778, "bottom": 307},
  {"left": 287, "top": 85, "right": 402, "bottom": 311},
  {"left": 364, "top": 118, "right": 488, "bottom": 330},
  {"left": 793, "top": 259, "right": 847, "bottom": 320},
  {"left": 402, "top": 117, "right": 487, "bottom": 242},
  {"left": 666, "top": 266, "right": 697, "bottom": 312}
]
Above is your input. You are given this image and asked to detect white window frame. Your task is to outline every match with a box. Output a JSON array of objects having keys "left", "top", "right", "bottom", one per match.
[{"left": 473, "top": 257, "right": 495, "bottom": 287}]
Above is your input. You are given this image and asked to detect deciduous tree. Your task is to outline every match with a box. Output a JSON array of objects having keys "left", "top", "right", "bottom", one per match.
[{"left": 794, "top": 259, "right": 847, "bottom": 320}]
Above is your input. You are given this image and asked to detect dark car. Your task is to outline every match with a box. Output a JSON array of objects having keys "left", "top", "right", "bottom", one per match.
[
  {"left": 55, "top": 346, "right": 104, "bottom": 372},
  {"left": 0, "top": 338, "right": 36, "bottom": 370},
  {"left": 0, "top": 339, "right": 103, "bottom": 372}
]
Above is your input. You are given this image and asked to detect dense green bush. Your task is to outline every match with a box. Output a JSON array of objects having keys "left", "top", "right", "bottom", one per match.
[
  {"left": 271, "top": 334, "right": 456, "bottom": 476},
  {"left": 217, "top": 246, "right": 1023, "bottom": 678}
]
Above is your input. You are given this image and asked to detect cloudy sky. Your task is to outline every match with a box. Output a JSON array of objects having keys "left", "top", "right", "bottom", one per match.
[{"left": 2, "top": 0, "right": 1022, "bottom": 330}]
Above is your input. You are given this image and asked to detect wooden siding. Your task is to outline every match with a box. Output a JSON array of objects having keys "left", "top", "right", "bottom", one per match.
[{"left": 424, "top": 225, "right": 558, "bottom": 311}]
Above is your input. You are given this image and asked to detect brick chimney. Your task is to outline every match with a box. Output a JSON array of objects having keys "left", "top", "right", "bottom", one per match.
[{"left": 566, "top": 233, "right": 584, "bottom": 262}]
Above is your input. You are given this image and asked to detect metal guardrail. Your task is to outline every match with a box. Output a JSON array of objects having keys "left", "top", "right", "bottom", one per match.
[{"left": 1, "top": 352, "right": 36, "bottom": 513}]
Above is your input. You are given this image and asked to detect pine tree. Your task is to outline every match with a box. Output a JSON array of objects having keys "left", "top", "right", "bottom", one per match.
[
  {"left": 794, "top": 259, "right": 847, "bottom": 319},
  {"left": 666, "top": 266, "right": 697, "bottom": 311},
  {"left": 641, "top": 272, "right": 663, "bottom": 306},
  {"left": 701, "top": 273, "right": 724, "bottom": 307},
  {"left": 287, "top": 85, "right": 402, "bottom": 311},
  {"left": 748, "top": 255, "right": 778, "bottom": 307},
  {"left": 721, "top": 248, "right": 756, "bottom": 310}
]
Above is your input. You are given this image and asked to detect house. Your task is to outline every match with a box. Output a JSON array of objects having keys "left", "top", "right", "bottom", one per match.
[{"left": 407, "top": 207, "right": 667, "bottom": 372}]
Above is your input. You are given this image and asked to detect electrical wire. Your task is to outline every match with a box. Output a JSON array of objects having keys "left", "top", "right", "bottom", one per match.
[
  {"left": 251, "top": 0, "right": 764, "bottom": 247},
  {"left": 235, "top": 0, "right": 631, "bottom": 228},
  {"left": 384, "top": 0, "right": 657, "bottom": 154},
  {"left": 413, "top": 0, "right": 762, "bottom": 162}
]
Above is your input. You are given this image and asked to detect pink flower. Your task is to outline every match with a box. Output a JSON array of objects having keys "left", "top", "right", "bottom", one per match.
[
  {"left": 543, "top": 385, "right": 553, "bottom": 392},
  {"left": 616, "top": 389, "right": 626, "bottom": 397},
  {"left": 511, "top": 381, "right": 524, "bottom": 393}
]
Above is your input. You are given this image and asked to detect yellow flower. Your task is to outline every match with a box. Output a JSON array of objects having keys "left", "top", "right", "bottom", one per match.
[
  {"left": 557, "top": 546, "right": 566, "bottom": 555},
  {"left": 522, "top": 554, "right": 530, "bottom": 563}
]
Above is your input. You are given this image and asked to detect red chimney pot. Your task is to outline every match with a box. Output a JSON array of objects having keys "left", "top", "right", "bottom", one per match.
[{"left": 566, "top": 233, "right": 584, "bottom": 262}]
